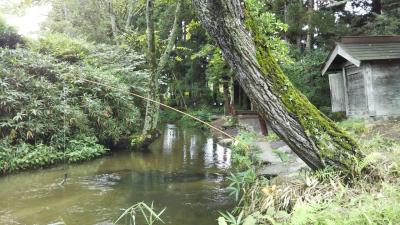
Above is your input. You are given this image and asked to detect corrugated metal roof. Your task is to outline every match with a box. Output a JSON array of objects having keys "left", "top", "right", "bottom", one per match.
[
  {"left": 339, "top": 42, "right": 400, "bottom": 61},
  {"left": 322, "top": 36, "right": 400, "bottom": 75}
]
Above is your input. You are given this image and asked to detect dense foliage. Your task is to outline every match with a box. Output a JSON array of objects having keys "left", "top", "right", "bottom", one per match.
[
  {"left": 0, "top": 34, "right": 148, "bottom": 174},
  {"left": 282, "top": 48, "right": 330, "bottom": 109}
]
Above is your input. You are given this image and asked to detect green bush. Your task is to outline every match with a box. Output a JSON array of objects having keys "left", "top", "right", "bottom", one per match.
[
  {"left": 0, "top": 48, "right": 143, "bottom": 144},
  {"left": 179, "top": 108, "right": 212, "bottom": 128},
  {"left": 29, "top": 33, "right": 90, "bottom": 63},
  {"left": 0, "top": 135, "right": 107, "bottom": 173},
  {"left": 0, "top": 140, "right": 61, "bottom": 172},
  {"left": 66, "top": 135, "right": 108, "bottom": 163},
  {"left": 159, "top": 110, "right": 183, "bottom": 123},
  {"left": 0, "top": 34, "right": 148, "bottom": 174}
]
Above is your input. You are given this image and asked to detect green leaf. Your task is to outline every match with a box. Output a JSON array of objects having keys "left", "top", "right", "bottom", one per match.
[
  {"left": 243, "top": 215, "right": 257, "bottom": 225},
  {"left": 217, "top": 217, "right": 228, "bottom": 225}
]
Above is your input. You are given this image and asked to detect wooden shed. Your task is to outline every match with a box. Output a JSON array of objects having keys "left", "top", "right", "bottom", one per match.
[{"left": 322, "top": 36, "right": 400, "bottom": 118}]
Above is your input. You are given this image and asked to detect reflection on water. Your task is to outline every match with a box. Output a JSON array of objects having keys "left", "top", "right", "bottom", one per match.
[{"left": 0, "top": 124, "right": 233, "bottom": 225}]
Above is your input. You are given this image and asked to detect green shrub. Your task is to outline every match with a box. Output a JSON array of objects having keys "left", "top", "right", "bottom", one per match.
[
  {"left": 159, "top": 110, "right": 183, "bottom": 123},
  {"left": 0, "top": 34, "right": 148, "bottom": 174},
  {"left": 30, "top": 33, "right": 90, "bottom": 63},
  {"left": 0, "top": 141, "right": 61, "bottom": 172},
  {"left": 66, "top": 135, "right": 108, "bottom": 163},
  {"left": 0, "top": 135, "right": 107, "bottom": 173},
  {"left": 179, "top": 108, "right": 212, "bottom": 128},
  {"left": 0, "top": 48, "right": 143, "bottom": 145}
]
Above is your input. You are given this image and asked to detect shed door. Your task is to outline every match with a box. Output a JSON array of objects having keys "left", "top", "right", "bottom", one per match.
[
  {"left": 345, "top": 65, "right": 367, "bottom": 116},
  {"left": 329, "top": 73, "right": 346, "bottom": 112}
]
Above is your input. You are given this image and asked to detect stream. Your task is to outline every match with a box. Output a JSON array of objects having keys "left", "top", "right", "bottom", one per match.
[{"left": 0, "top": 124, "right": 234, "bottom": 225}]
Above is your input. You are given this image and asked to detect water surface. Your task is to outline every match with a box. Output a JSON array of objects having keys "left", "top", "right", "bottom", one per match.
[{"left": 0, "top": 124, "right": 233, "bottom": 225}]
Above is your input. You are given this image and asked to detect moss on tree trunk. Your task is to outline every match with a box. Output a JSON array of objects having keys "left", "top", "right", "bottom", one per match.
[{"left": 192, "top": 0, "right": 365, "bottom": 176}]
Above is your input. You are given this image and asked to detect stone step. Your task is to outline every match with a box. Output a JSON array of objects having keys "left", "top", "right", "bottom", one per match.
[
  {"left": 253, "top": 141, "right": 282, "bottom": 164},
  {"left": 258, "top": 161, "right": 307, "bottom": 177}
]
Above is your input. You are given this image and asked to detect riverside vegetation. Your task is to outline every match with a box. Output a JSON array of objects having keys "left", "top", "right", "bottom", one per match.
[
  {"left": 219, "top": 120, "right": 400, "bottom": 225},
  {"left": 0, "top": 26, "right": 149, "bottom": 174}
]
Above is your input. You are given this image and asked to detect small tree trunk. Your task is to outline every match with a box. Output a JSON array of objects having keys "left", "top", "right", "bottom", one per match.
[
  {"left": 142, "top": 0, "right": 182, "bottom": 137},
  {"left": 156, "top": 0, "right": 182, "bottom": 76},
  {"left": 125, "top": 0, "right": 136, "bottom": 30},
  {"left": 296, "top": 35, "right": 302, "bottom": 50},
  {"left": 283, "top": 0, "right": 288, "bottom": 41},
  {"left": 142, "top": 0, "right": 158, "bottom": 137},
  {"left": 222, "top": 75, "right": 231, "bottom": 115},
  {"left": 212, "top": 80, "right": 220, "bottom": 105},
  {"left": 172, "top": 71, "right": 188, "bottom": 110},
  {"left": 371, "top": 0, "right": 382, "bottom": 14},
  {"left": 62, "top": 1, "right": 68, "bottom": 20},
  {"left": 108, "top": 0, "right": 120, "bottom": 44},
  {"left": 193, "top": 0, "right": 364, "bottom": 175},
  {"left": 306, "top": 0, "right": 314, "bottom": 51}
]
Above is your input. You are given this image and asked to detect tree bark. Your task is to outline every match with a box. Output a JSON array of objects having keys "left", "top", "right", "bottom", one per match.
[
  {"left": 62, "top": 1, "right": 68, "bottom": 20},
  {"left": 283, "top": 0, "right": 288, "bottom": 41},
  {"left": 125, "top": 0, "right": 136, "bottom": 31},
  {"left": 222, "top": 74, "right": 231, "bottom": 115},
  {"left": 142, "top": 0, "right": 158, "bottom": 137},
  {"left": 192, "top": 0, "right": 364, "bottom": 175},
  {"left": 142, "top": 0, "right": 182, "bottom": 136},
  {"left": 306, "top": 0, "right": 314, "bottom": 51},
  {"left": 108, "top": 0, "right": 120, "bottom": 44},
  {"left": 155, "top": 0, "right": 182, "bottom": 78},
  {"left": 371, "top": 0, "right": 382, "bottom": 14},
  {"left": 172, "top": 71, "right": 188, "bottom": 110},
  {"left": 212, "top": 80, "right": 219, "bottom": 105}
]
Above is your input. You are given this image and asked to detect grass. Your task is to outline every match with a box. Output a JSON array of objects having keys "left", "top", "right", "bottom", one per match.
[
  {"left": 265, "top": 132, "right": 280, "bottom": 142},
  {"left": 115, "top": 202, "right": 165, "bottom": 225},
  {"left": 272, "top": 148, "right": 291, "bottom": 162},
  {"left": 220, "top": 119, "right": 400, "bottom": 225}
]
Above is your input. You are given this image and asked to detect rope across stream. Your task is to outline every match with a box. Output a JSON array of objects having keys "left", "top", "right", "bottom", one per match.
[
  {"left": 79, "top": 77, "right": 235, "bottom": 140},
  {"left": 59, "top": 76, "right": 243, "bottom": 185}
]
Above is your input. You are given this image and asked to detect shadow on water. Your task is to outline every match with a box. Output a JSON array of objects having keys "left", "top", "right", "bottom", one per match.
[{"left": 0, "top": 124, "right": 234, "bottom": 225}]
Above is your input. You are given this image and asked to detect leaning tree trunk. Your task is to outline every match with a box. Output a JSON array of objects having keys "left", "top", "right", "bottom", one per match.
[
  {"left": 142, "top": 0, "right": 182, "bottom": 137},
  {"left": 193, "top": 0, "right": 364, "bottom": 175}
]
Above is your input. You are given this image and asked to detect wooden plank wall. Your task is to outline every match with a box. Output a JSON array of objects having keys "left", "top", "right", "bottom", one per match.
[
  {"left": 370, "top": 61, "right": 400, "bottom": 117},
  {"left": 328, "top": 73, "right": 346, "bottom": 112},
  {"left": 345, "top": 64, "right": 367, "bottom": 116}
]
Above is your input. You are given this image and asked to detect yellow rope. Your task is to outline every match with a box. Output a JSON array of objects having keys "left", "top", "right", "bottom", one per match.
[{"left": 79, "top": 78, "right": 235, "bottom": 140}]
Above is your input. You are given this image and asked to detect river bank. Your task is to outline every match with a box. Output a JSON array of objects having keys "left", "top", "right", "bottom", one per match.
[{"left": 211, "top": 117, "right": 400, "bottom": 224}]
